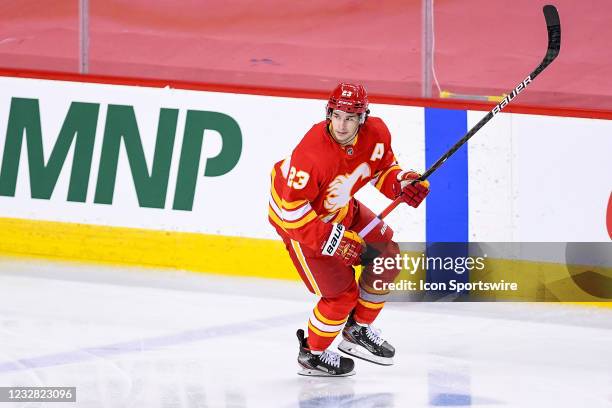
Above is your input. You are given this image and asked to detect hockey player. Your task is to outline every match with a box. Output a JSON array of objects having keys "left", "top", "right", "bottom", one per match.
[{"left": 268, "top": 83, "right": 430, "bottom": 376}]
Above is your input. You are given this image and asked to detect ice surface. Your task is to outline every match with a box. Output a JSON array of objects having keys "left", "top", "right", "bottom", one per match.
[{"left": 0, "top": 257, "right": 610, "bottom": 408}]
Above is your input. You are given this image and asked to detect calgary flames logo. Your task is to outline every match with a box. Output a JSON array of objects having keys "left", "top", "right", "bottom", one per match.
[{"left": 324, "top": 163, "right": 371, "bottom": 212}]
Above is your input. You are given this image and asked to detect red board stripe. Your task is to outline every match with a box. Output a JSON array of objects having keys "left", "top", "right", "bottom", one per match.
[{"left": 1, "top": 67, "right": 611, "bottom": 121}]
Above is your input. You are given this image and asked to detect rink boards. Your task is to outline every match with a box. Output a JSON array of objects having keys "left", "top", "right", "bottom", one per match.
[{"left": 0, "top": 74, "right": 610, "bottom": 300}]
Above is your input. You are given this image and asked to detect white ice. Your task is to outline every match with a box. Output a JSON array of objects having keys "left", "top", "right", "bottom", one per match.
[{"left": 0, "top": 257, "right": 611, "bottom": 408}]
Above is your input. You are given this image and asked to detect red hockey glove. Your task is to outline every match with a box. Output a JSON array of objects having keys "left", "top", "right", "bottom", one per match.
[
  {"left": 394, "top": 170, "right": 430, "bottom": 208},
  {"left": 321, "top": 223, "right": 365, "bottom": 266}
]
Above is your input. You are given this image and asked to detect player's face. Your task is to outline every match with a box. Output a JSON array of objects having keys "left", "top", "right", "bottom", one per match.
[{"left": 330, "top": 110, "right": 360, "bottom": 144}]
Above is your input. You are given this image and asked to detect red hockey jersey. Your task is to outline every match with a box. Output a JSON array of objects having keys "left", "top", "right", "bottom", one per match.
[{"left": 268, "top": 117, "right": 405, "bottom": 251}]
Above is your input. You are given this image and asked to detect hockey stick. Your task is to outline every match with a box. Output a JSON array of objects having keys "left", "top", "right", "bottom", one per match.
[{"left": 358, "top": 4, "right": 561, "bottom": 238}]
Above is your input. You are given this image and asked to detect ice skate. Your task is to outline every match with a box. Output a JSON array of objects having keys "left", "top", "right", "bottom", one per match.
[
  {"left": 296, "top": 329, "right": 355, "bottom": 377},
  {"left": 338, "top": 314, "right": 395, "bottom": 365}
]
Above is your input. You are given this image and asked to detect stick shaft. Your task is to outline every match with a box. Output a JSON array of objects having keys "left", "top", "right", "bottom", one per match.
[{"left": 358, "top": 6, "right": 560, "bottom": 237}]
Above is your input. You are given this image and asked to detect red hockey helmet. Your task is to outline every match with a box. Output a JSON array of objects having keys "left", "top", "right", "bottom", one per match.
[{"left": 326, "top": 83, "right": 369, "bottom": 124}]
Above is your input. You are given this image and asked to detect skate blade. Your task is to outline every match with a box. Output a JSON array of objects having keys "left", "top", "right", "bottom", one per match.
[
  {"left": 338, "top": 340, "right": 394, "bottom": 366},
  {"left": 297, "top": 367, "right": 355, "bottom": 377}
]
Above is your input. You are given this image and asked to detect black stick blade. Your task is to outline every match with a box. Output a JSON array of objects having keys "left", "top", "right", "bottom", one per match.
[
  {"left": 543, "top": 5, "right": 560, "bottom": 27},
  {"left": 543, "top": 5, "right": 561, "bottom": 62}
]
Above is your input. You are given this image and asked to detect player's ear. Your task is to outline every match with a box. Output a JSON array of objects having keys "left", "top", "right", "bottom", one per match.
[{"left": 360, "top": 109, "right": 370, "bottom": 125}]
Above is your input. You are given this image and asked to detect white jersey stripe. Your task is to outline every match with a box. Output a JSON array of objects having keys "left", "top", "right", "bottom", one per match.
[
  {"left": 309, "top": 312, "right": 345, "bottom": 333},
  {"left": 269, "top": 197, "right": 313, "bottom": 222}
]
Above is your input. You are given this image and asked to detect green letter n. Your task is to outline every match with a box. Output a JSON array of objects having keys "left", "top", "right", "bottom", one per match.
[{"left": 94, "top": 105, "right": 178, "bottom": 208}]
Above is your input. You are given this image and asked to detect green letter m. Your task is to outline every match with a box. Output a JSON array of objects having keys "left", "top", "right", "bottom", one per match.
[{"left": 0, "top": 98, "right": 100, "bottom": 202}]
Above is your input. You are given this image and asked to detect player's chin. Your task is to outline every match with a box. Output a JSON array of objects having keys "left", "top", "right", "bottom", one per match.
[{"left": 334, "top": 133, "right": 350, "bottom": 142}]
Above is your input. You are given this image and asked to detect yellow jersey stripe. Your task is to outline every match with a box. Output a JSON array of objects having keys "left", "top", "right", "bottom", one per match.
[
  {"left": 357, "top": 298, "right": 385, "bottom": 310},
  {"left": 281, "top": 211, "right": 318, "bottom": 229},
  {"left": 308, "top": 321, "right": 339, "bottom": 338},
  {"left": 268, "top": 206, "right": 287, "bottom": 233},
  {"left": 269, "top": 202, "right": 317, "bottom": 230},
  {"left": 269, "top": 196, "right": 313, "bottom": 222},
  {"left": 375, "top": 165, "right": 401, "bottom": 190},
  {"left": 314, "top": 306, "right": 348, "bottom": 326},
  {"left": 291, "top": 240, "right": 322, "bottom": 296},
  {"left": 309, "top": 315, "right": 345, "bottom": 332},
  {"left": 270, "top": 185, "right": 308, "bottom": 211},
  {"left": 270, "top": 169, "right": 308, "bottom": 210},
  {"left": 331, "top": 205, "right": 350, "bottom": 224}
]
